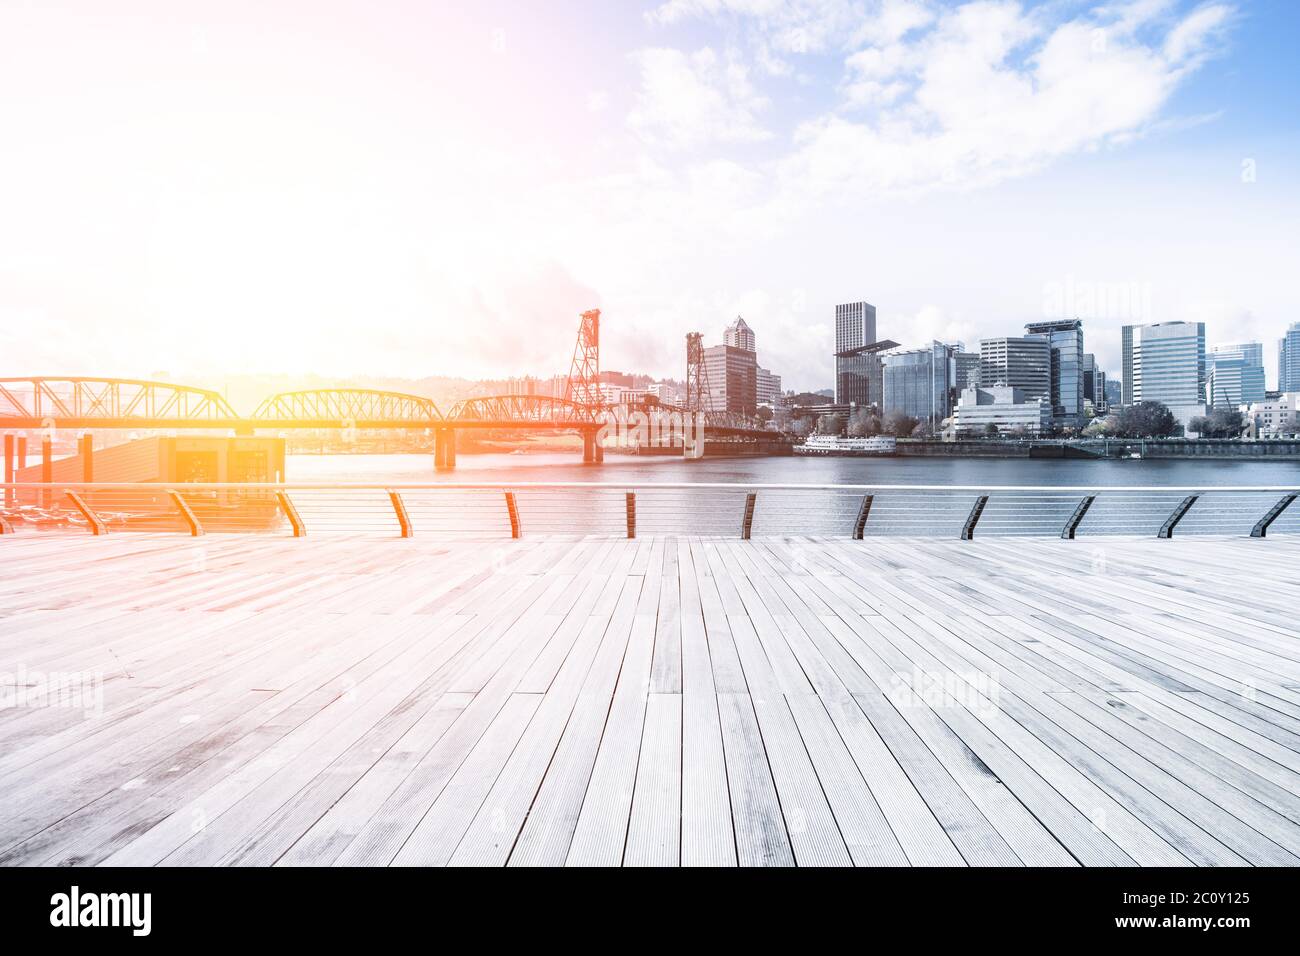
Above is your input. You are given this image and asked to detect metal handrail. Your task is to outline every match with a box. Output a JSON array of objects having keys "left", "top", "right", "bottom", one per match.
[
  {"left": 4, "top": 482, "right": 1300, "bottom": 492},
  {"left": 3, "top": 481, "right": 1299, "bottom": 540}
]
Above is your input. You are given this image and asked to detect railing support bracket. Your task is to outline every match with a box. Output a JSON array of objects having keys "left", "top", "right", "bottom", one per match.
[
  {"left": 65, "top": 491, "right": 107, "bottom": 535},
  {"left": 388, "top": 490, "right": 413, "bottom": 538},
  {"left": 168, "top": 490, "right": 204, "bottom": 536},
  {"left": 1251, "top": 493, "right": 1296, "bottom": 538},
  {"left": 961, "top": 495, "right": 989, "bottom": 540},
  {"left": 1158, "top": 495, "right": 1198, "bottom": 539},
  {"left": 741, "top": 492, "right": 757, "bottom": 540},
  {"left": 625, "top": 492, "right": 636, "bottom": 539},
  {"left": 505, "top": 491, "right": 521, "bottom": 539},
  {"left": 1061, "top": 495, "right": 1096, "bottom": 539},
  {"left": 853, "top": 494, "right": 874, "bottom": 540},
  {"left": 276, "top": 491, "right": 306, "bottom": 537}
]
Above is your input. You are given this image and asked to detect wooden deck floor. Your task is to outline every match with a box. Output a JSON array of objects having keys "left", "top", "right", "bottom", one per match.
[{"left": 2, "top": 531, "right": 1299, "bottom": 867}]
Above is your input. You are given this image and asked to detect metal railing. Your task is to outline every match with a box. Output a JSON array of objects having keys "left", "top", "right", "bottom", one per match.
[{"left": 3, "top": 482, "right": 1299, "bottom": 540}]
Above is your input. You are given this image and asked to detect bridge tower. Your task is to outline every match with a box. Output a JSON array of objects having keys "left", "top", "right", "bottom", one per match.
[
  {"left": 564, "top": 309, "right": 602, "bottom": 407},
  {"left": 684, "top": 332, "right": 710, "bottom": 459}
]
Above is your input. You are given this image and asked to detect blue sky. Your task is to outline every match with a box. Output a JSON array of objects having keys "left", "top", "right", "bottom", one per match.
[{"left": 2, "top": 1, "right": 1297, "bottom": 390}]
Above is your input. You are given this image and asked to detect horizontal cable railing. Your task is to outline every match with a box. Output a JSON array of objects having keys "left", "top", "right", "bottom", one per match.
[{"left": 2, "top": 482, "right": 1299, "bottom": 540}]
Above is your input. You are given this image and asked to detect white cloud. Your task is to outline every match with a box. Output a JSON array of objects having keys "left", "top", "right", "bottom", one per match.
[
  {"left": 780, "top": 1, "right": 1236, "bottom": 198},
  {"left": 626, "top": 47, "right": 772, "bottom": 149}
]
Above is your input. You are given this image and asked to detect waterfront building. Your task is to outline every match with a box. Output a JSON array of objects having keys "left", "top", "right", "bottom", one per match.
[
  {"left": 1280, "top": 322, "right": 1300, "bottom": 392},
  {"left": 1025, "top": 319, "right": 1085, "bottom": 426},
  {"left": 1121, "top": 324, "right": 1136, "bottom": 405},
  {"left": 756, "top": 367, "right": 782, "bottom": 406},
  {"left": 954, "top": 352, "right": 981, "bottom": 391},
  {"left": 882, "top": 342, "right": 955, "bottom": 425},
  {"left": 1247, "top": 393, "right": 1300, "bottom": 437},
  {"left": 953, "top": 386, "right": 1053, "bottom": 437},
  {"left": 1130, "top": 321, "right": 1206, "bottom": 429},
  {"left": 1080, "top": 353, "right": 1108, "bottom": 413},
  {"left": 724, "top": 315, "right": 756, "bottom": 352},
  {"left": 979, "top": 336, "right": 1051, "bottom": 403},
  {"left": 834, "top": 301, "right": 878, "bottom": 405},
  {"left": 703, "top": 343, "right": 757, "bottom": 415},
  {"left": 1207, "top": 341, "right": 1266, "bottom": 409}
]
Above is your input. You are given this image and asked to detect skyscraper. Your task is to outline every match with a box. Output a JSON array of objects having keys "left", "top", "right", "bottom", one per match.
[
  {"left": 834, "top": 301, "right": 877, "bottom": 405},
  {"left": 1280, "top": 322, "right": 1300, "bottom": 393},
  {"left": 1207, "top": 341, "right": 1266, "bottom": 408},
  {"left": 702, "top": 344, "right": 757, "bottom": 415},
  {"left": 1024, "top": 319, "right": 1084, "bottom": 426},
  {"left": 882, "top": 342, "right": 955, "bottom": 425},
  {"left": 979, "top": 337, "right": 1052, "bottom": 403},
  {"left": 1130, "top": 321, "right": 1206, "bottom": 429},
  {"left": 724, "top": 315, "right": 755, "bottom": 352},
  {"left": 1121, "top": 324, "right": 1135, "bottom": 406}
]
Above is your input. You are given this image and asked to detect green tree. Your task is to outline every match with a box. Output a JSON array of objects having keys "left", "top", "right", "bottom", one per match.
[
  {"left": 982, "top": 423, "right": 1000, "bottom": 438},
  {"left": 1113, "top": 401, "right": 1178, "bottom": 438},
  {"left": 1190, "top": 407, "right": 1245, "bottom": 438},
  {"left": 883, "top": 411, "right": 918, "bottom": 438},
  {"left": 816, "top": 414, "right": 841, "bottom": 436}
]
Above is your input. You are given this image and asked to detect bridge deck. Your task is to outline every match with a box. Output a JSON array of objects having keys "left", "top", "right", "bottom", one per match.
[{"left": 1, "top": 532, "right": 1299, "bottom": 867}]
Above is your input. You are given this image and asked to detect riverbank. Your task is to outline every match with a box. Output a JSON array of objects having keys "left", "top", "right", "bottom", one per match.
[{"left": 897, "top": 438, "right": 1300, "bottom": 460}]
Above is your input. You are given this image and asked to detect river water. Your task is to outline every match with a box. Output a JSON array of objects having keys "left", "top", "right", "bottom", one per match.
[{"left": 288, "top": 450, "right": 1300, "bottom": 487}]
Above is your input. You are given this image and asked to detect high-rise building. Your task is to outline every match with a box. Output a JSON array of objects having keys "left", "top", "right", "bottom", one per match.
[
  {"left": 1130, "top": 321, "right": 1206, "bottom": 429},
  {"left": 834, "top": 301, "right": 877, "bottom": 404},
  {"left": 703, "top": 344, "right": 757, "bottom": 415},
  {"left": 1104, "top": 378, "right": 1122, "bottom": 408},
  {"left": 1280, "top": 322, "right": 1300, "bottom": 393},
  {"left": 882, "top": 342, "right": 955, "bottom": 425},
  {"left": 1080, "top": 353, "right": 1108, "bottom": 414},
  {"left": 1121, "top": 324, "right": 1135, "bottom": 405},
  {"left": 1207, "top": 341, "right": 1266, "bottom": 409},
  {"left": 724, "top": 316, "right": 756, "bottom": 352},
  {"left": 954, "top": 352, "right": 981, "bottom": 391},
  {"left": 979, "top": 337, "right": 1051, "bottom": 403},
  {"left": 1025, "top": 319, "right": 1084, "bottom": 426},
  {"left": 756, "top": 367, "right": 782, "bottom": 406}
]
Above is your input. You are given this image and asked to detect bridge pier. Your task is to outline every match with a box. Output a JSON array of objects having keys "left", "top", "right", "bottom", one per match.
[
  {"left": 581, "top": 429, "right": 604, "bottom": 464},
  {"left": 434, "top": 428, "right": 457, "bottom": 471}
]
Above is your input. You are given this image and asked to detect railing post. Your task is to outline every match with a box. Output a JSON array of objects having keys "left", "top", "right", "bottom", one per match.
[
  {"left": 65, "top": 491, "right": 107, "bottom": 535},
  {"left": 1250, "top": 493, "right": 1296, "bottom": 538},
  {"left": 741, "top": 492, "right": 757, "bottom": 540},
  {"left": 0, "top": 515, "right": 14, "bottom": 534},
  {"left": 1158, "top": 494, "right": 1198, "bottom": 539},
  {"left": 41, "top": 437, "right": 52, "bottom": 509},
  {"left": 505, "top": 491, "right": 521, "bottom": 539},
  {"left": 960, "top": 495, "right": 989, "bottom": 540},
  {"left": 276, "top": 490, "right": 306, "bottom": 537},
  {"left": 1060, "top": 495, "right": 1095, "bottom": 539},
  {"left": 168, "top": 490, "right": 205, "bottom": 536},
  {"left": 388, "top": 489, "right": 413, "bottom": 538},
  {"left": 853, "top": 494, "right": 874, "bottom": 540},
  {"left": 625, "top": 492, "right": 636, "bottom": 539},
  {"left": 3, "top": 434, "right": 12, "bottom": 509}
]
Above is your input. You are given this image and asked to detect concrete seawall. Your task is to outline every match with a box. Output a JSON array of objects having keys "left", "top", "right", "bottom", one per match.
[{"left": 898, "top": 439, "right": 1300, "bottom": 460}]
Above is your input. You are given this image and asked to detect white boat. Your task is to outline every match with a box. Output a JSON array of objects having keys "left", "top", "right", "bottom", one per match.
[{"left": 794, "top": 435, "right": 897, "bottom": 456}]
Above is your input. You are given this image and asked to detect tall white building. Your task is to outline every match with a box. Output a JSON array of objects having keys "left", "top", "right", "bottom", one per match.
[
  {"left": 1130, "top": 321, "right": 1206, "bottom": 429},
  {"left": 756, "top": 367, "right": 782, "bottom": 406},
  {"left": 724, "top": 316, "right": 756, "bottom": 352},
  {"left": 1280, "top": 323, "right": 1300, "bottom": 393},
  {"left": 835, "top": 301, "right": 878, "bottom": 405}
]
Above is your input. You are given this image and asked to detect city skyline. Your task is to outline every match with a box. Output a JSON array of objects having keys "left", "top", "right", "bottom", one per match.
[{"left": 2, "top": 1, "right": 1297, "bottom": 392}]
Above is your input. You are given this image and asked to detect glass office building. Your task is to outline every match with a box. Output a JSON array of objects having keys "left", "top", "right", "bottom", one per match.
[
  {"left": 1281, "top": 322, "right": 1300, "bottom": 393},
  {"left": 1024, "top": 319, "right": 1084, "bottom": 427},
  {"left": 882, "top": 342, "right": 955, "bottom": 425},
  {"left": 1207, "top": 341, "right": 1266, "bottom": 408},
  {"left": 979, "top": 336, "right": 1051, "bottom": 403}
]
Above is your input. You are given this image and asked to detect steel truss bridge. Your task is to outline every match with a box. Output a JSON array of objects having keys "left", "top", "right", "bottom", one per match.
[{"left": 0, "top": 378, "right": 775, "bottom": 438}]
